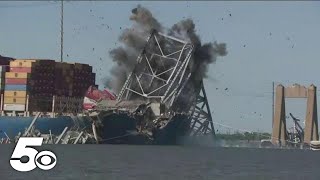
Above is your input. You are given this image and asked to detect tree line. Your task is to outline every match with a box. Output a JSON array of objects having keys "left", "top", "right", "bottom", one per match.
[{"left": 215, "top": 132, "right": 271, "bottom": 141}]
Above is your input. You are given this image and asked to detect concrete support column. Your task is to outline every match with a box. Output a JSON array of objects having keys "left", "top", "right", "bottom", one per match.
[
  {"left": 304, "top": 84, "right": 319, "bottom": 144},
  {"left": 272, "top": 84, "right": 287, "bottom": 146}
]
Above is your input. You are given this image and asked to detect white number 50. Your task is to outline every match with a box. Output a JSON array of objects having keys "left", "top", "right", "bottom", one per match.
[{"left": 10, "top": 137, "right": 57, "bottom": 172}]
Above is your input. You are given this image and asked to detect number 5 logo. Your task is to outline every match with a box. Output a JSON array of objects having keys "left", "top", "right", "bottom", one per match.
[{"left": 10, "top": 137, "right": 57, "bottom": 172}]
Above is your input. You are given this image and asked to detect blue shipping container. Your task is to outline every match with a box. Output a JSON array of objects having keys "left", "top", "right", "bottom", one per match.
[{"left": 5, "top": 84, "right": 27, "bottom": 91}]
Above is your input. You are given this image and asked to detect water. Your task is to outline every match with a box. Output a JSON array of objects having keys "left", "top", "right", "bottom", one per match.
[{"left": 1, "top": 145, "right": 320, "bottom": 180}]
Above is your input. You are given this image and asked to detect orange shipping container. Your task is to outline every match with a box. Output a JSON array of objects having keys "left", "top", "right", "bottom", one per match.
[
  {"left": 4, "top": 97, "right": 26, "bottom": 104},
  {"left": 4, "top": 90, "right": 27, "bottom": 98},
  {"left": 10, "top": 60, "right": 36, "bottom": 68},
  {"left": 5, "top": 72, "right": 30, "bottom": 79},
  {"left": 5, "top": 78, "right": 28, "bottom": 84}
]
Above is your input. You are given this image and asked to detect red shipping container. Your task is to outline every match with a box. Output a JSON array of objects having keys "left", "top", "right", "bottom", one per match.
[
  {"left": 10, "top": 67, "right": 32, "bottom": 73},
  {"left": 83, "top": 103, "right": 96, "bottom": 110},
  {"left": 5, "top": 78, "right": 27, "bottom": 85}
]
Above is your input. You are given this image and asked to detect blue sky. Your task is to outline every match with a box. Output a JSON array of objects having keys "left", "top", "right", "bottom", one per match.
[{"left": 1, "top": 1, "right": 320, "bottom": 132}]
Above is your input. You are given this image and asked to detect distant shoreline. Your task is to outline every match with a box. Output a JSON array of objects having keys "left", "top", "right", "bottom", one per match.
[{"left": 215, "top": 132, "right": 271, "bottom": 141}]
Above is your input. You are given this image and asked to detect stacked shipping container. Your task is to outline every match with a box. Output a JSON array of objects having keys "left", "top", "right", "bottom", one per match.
[
  {"left": 72, "top": 63, "right": 95, "bottom": 97},
  {"left": 54, "top": 63, "right": 96, "bottom": 97},
  {"left": 28, "top": 60, "right": 56, "bottom": 112},
  {"left": 3, "top": 60, "right": 34, "bottom": 111},
  {"left": 0, "top": 66, "right": 6, "bottom": 96},
  {"left": 1, "top": 59, "right": 96, "bottom": 112},
  {"left": 54, "top": 62, "right": 74, "bottom": 97}
]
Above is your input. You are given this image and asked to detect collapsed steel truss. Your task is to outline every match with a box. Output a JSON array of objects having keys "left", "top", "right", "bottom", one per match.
[
  {"left": 117, "top": 30, "right": 194, "bottom": 106},
  {"left": 189, "top": 81, "right": 215, "bottom": 137},
  {"left": 117, "top": 30, "right": 215, "bottom": 137}
]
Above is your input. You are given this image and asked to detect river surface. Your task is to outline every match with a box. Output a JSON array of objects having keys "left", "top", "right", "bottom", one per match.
[{"left": 0, "top": 145, "right": 319, "bottom": 180}]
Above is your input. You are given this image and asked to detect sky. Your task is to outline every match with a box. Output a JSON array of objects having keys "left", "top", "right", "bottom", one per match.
[{"left": 1, "top": 1, "right": 320, "bottom": 133}]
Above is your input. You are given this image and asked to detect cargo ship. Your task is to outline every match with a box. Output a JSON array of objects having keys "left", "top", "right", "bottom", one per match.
[
  {"left": 0, "top": 29, "right": 217, "bottom": 145},
  {"left": 0, "top": 57, "right": 192, "bottom": 145},
  {"left": 0, "top": 56, "right": 97, "bottom": 142}
]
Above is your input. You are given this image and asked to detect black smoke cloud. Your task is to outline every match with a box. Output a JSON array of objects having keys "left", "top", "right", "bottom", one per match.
[{"left": 106, "top": 5, "right": 227, "bottom": 94}]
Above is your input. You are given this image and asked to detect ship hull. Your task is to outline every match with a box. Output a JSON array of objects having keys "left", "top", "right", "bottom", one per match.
[
  {"left": 0, "top": 116, "right": 75, "bottom": 138},
  {"left": 0, "top": 115, "right": 94, "bottom": 138},
  {"left": 0, "top": 113, "right": 191, "bottom": 145},
  {"left": 96, "top": 112, "right": 191, "bottom": 145}
]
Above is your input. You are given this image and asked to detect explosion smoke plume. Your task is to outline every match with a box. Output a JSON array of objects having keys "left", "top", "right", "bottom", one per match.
[{"left": 106, "top": 5, "right": 227, "bottom": 93}]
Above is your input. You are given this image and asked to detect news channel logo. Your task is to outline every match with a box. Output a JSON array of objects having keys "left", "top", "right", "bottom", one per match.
[{"left": 10, "top": 137, "right": 57, "bottom": 172}]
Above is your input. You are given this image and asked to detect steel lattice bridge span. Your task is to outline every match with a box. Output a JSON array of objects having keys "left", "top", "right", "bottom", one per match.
[{"left": 113, "top": 29, "right": 215, "bottom": 139}]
